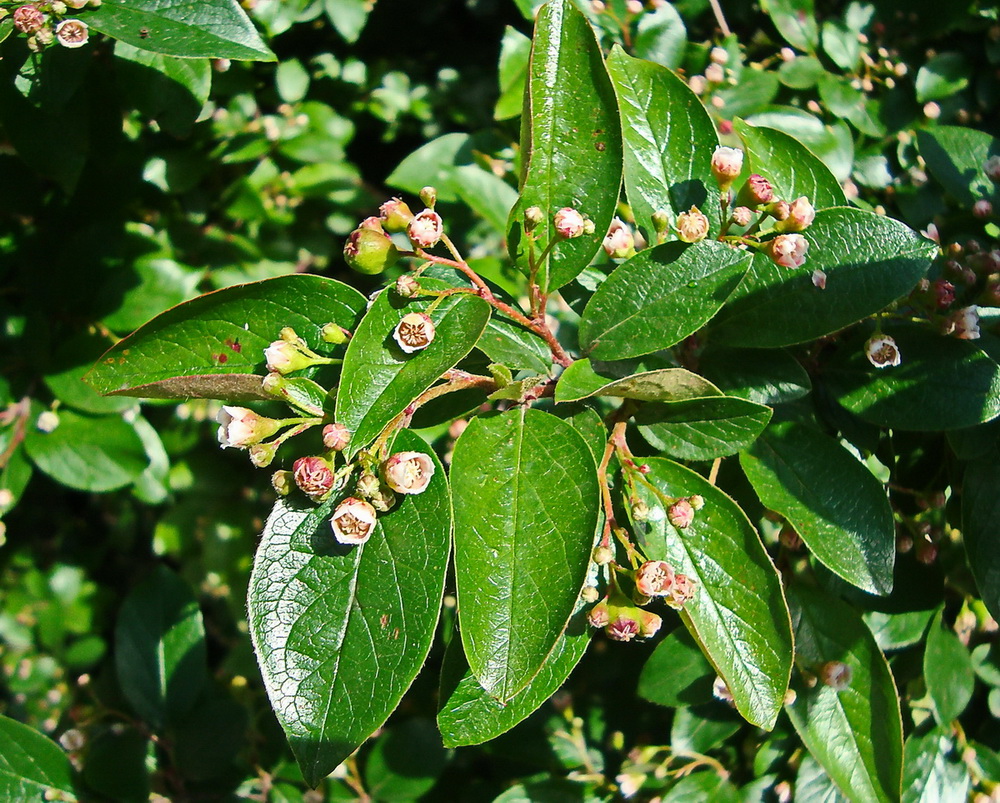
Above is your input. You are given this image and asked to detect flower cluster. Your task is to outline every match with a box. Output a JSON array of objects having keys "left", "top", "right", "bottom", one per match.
[{"left": 5, "top": 1, "right": 97, "bottom": 52}]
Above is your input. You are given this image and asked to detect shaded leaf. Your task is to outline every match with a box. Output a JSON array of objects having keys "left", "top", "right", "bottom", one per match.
[
  {"left": 698, "top": 346, "right": 811, "bottom": 405},
  {"left": 963, "top": 452, "right": 1000, "bottom": 621},
  {"left": 924, "top": 610, "right": 975, "bottom": 724},
  {"left": 555, "top": 359, "right": 721, "bottom": 404},
  {"left": 636, "top": 395, "right": 773, "bottom": 461},
  {"left": 638, "top": 627, "right": 715, "bottom": 708},
  {"left": 917, "top": 126, "right": 999, "bottom": 208}
]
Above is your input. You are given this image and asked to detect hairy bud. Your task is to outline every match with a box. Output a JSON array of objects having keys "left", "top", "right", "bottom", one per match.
[
  {"left": 554, "top": 207, "right": 586, "bottom": 238},
  {"left": 524, "top": 206, "right": 544, "bottom": 231},
  {"left": 710, "top": 147, "right": 744, "bottom": 191},
  {"left": 395, "top": 274, "right": 420, "bottom": 298},
  {"left": 322, "top": 423, "right": 351, "bottom": 452},
  {"left": 735, "top": 174, "right": 774, "bottom": 208},
  {"left": 271, "top": 470, "right": 293, "bottom": 496},
  {"left": 13, "top": 5, "right": 45, "bottom": 33},
  {"left": 731, "top": 206, "right": 753, "bottom": 227}
]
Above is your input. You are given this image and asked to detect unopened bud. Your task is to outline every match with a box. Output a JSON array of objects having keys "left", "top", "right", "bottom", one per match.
[
  {"left": 13, "top": 5, "right": 45, "bottom": 33},
  {"left": 524, "top": 206, "right": 544, "bottom": 231},
  {"left": 293, "top": 456, "right": 335, "bottom": 501},
  {"left": 705, "top": 63, "right": 725, "bottom": 84},
  {"left": 667, "top": 498, "right": 695, "bottom": 529},
  {"left": 974, "top": 199, "right": 993, "bottom": 219},
  {"left": 265, "top": 339, "right": 312, "bottom": 375},
  {"left": 393, "top": 311, "right": 435, "bottom": 353},
  {"left": 711, "top": 147, "right": 744, "bottom": 191},
  {"left": 395, "top": 274, "right": 420, "bottom": 298},
  {"left": 554, "top": 207, "right": 586, "bottom": 238},
  {"left": 735, "top": 174, "right": 774, "bottom": 208},
  {"left": 419, "top": 186, "right": 437, "bottom": 207},
  {"left": 731, "top": 206, "right": 753, "bottom": 226},
  {"left": 630, "top": 499, "right": 650, "bottom": 522},
  {"left": 382, "top": 451, "right": 435, "bottom": 495},
  {"left": 379, "top": 197, "right": 414, "bottom": 232},
  {"left": 651, "top": 209, "right": 670, "bottom": 235},
  {"left": 249, "top": 441, "right": 279, "bottom": 468},
  {"left": 581, "top": 585, "right": 600, "bottom": 603},
  {"left": 819, "top": 660, "right": 853, "bottom": 690},
  {"left": 779, "top": 526, "right": 803, "bottom": 550},
  {"left": 812, "top": 269, "right": 827, "bottom": 289},
  {"left": 582, "top": 219, "right": 596, "bottom": 235},
  {"left": 322, "top": 423, "right": 351, "bottom": 451},
  {"left": 676, "top": 206, "right": 709, "bottom": 243},
  {"left": 36, "top": 411, "right": 60, "bottom": 433},
  {"left": 271, "top": 470, "right": 293, "bottom": 496},
  {"left": 768, "top": 233, "right": 809, "bottom": 268},
  {"left": 916, "top": 537, "right": 938, "bottom": 564},
  {"left": 710, "top": 46, "right": 729, "bottom": 64},
  {"left": 321, "top": 323, "right": 349, "bottom": 344},
  {"left": 356, "top": 471, "right": 381, "bottom": 498},
  {"left": 587, "top": 599, "right": 610, "bottom": 628},
  {"left": 369, "top": 487, "right": 397, "bottom": 512},
  {"left": 767, "top": 200, "right": 791, "bottom": 221},
  {"left": 603, "top": 217, "right": 636, "bottom": 259},
  {"left": 688, "top": 494, "right": 705, "bottom": 511},
  {"left": 344, "top": 226, "right": 400, "bottom": 275},
  {"left": 408, "top": 209, "right": 444, "bottom": 248},
  {"left": 593, "top": 545, "right": 614, "bottom": 565},
  {"left": 932, "top": 279, "right": 955, "bottom": 309},
  {"left": 217, "top": 406, "right": 281, "bottom": 448},
  {"left": 984, "top": 155, "right": 1000, "bottom": 182},
  {"left": 331, "top": 497, "right": 377, "bottom": 545},
  {"left": 923, "top": 102, "right": 941, "bottom": 120}
]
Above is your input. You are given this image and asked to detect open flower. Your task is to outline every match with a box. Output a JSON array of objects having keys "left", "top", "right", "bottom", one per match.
[
  {"left": 293, "top": 456, "right": 335, "bottom": 502},
  {"left": 217, "top": 406, "right": 280, "bottom": 448},
  {"left": 635, "top": 560, "right": 675, "bottom": 597},
  {"left": 865, "top": 335, "right": 901, "bottom": 368},
  {"left": 676, "top": 206, "right": 709, "bottom": 243},
  {"left": 331, "top": 497, "right": 377, "bottom": 545},
  {"left": 382, "top": 451, "right": 435, "bottom": 495},
  {"left": 665, "top": 573, "right": 697, "bottom": 610},
  {"left": 393, "top": 312, "right": 435, "bottom": 353},
  {"left": 768, "top": 234, "right": 809, "bottom": 268},
  {"left": 946, "top": 306, "right": 981, "bottom": 340},
  {"left": 55, "top": 19, "right": 89, "bottom": 48},
  {"left": 407, "top": 209, "right": 443, "bottom": 248}
]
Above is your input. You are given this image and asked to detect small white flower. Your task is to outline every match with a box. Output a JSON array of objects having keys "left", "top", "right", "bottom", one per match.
[
  {"left": 36, "top": 411, "right": 60, "bottom": 433},
  {"left": 382, "top": 451, "right": 435, "bottom": 495},
  {"left": 216, "top": 406, "right": 279, "bottom": 448},
  {"left": 865, "top": 335, "right": 901, "bottom": 369},
  {"left": 393, "top": 312, "right": 435, "bottom": 354},
  {"left": 331, "top": 497, "right": 377, "bottom": 545}
]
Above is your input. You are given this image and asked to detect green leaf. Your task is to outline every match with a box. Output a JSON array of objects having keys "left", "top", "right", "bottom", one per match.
[
  {"left": 81, "top": 726, "right": 149, "bottom": 801},
  {"left": 248, "top": 431, "right": 450, "bottom": 786},
  {"left": 364, "top": 719, "right": 448, "bottom": 802},
  {"left": 963, "top": 453, "right": 1000, "bottom": 621},
  {"left": 822, "top": 20, "right": 861, "bottom": 70},
  {"left": 761, "top": 0, "right": 819, "bottom": 51},
  {"left": 633, "top": 4, "right": 687, "bottom": 69},
  {"left": 797, "top": 754, "right": 850, "bottom": 803},
  {"left": 638, "top": 626, "right": 715, "bottom": 708},
  {"left": 915, "top": 52, "right": 970, "bottom": 103},
  {"left": 629, "top": 458, "right": 793, "bottom": 729},
  {"left": 636, "top": 395, "right": 773, "bottom": 461},
  {"left": 437, "top": 605, "right": 591, "bottom": 746},
  {"left": 555, "top": 360, "right": 722, "bottom": 404},
  {"left": 335, "top": 289, "right": 490, "bottom": 457},
  {"left": 606, "top": 46, "right": 719, "bottom": 238},
  {"left": 734, "top": 119, "right": 846, "bottom": 208},
  {"left": 476, "top": 318, "right": 552, "bottom": 375},
  {"left": 924, "top": 610, "right": 975, "bottom": 723},
  {"left": 0, "top": 715, "right": 77, "bottom": 801},
  {"left": 671, "top": 706, "right": 740, "bottom": 754},
  {"left": 740, "top": 421, "right": 894, "bottom": 595},
  {"left": 495, "top": 27, "right": 531, "bottom": 121},
  {"left": 902, "top": 727, "right": 971, "bottom": 803},
  {"left": 451, "top": 408, "right": 599, "bottom": 701},
  {"left": 863, "top": 609, "right": 934, "bottom": 652},
  {"left": 825, "top": 322, "right": 1000, "bottom": 431},
  {"left": 86, "top": 0, "right": 274, "bottom": 61},
  {"left": 24, "top": 410, "right": 149, "bottom": 493},
  {"left": 452, "top": 164, "right": 519, "bottom": 235},
  {"left": 114, "top": 43, "right": 211, "bottom": 138},
  {"left": 698, "top": 346, "right": 811, "bottom": 405},
  {"left": 746, "top": 107, "right": 854, "bottom": 181},
  {"left": 115, "top": 565, "right": 207, "bottom": 729},
  {"left": 778, "top": 55, "right": 826, "bottom": 89},
  {"left": 507, "top": 0, "right": 623, "bottom": 291},
  {"left": 323, "top": 0, "right": 372, "bottom": 43},
  {"left": 87, "top": 274, "right": 365, "bottom": 401},
  {"left": 917, "top": 126, "right": 999, "bottom": 208},
  {"left": 785, "top": 584, "right": 903, "bottom": 803},
  {"left": 711, "top": 208, "right": 935, "bottom": 348},
  {"left": 45, "top": 334, "right": 137, "bottom": 415},
  {"left": 578, "top": 241, "right": 751, "bottom": 360}
]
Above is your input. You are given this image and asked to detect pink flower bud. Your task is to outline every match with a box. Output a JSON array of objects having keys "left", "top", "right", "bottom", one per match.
[
  {"left": 635, "top": 560, "right": 675, "bottom": 597},
  {"left": 382, "top": 450, "right": 435, "bottom": 495},
  {"left": 665, "top": 572, "right": 696, "bottom": 610},
  {"left": 819, "top": 660, "right": 853, "bottom": 690},
  {"left": 588, "top": 599, "right": 610, "bottom": 628},
  {"left": 865, "top": 335, "right": 901, "bottom": 369},
  {"left": 731, "top": 206, "right": 753, "bottom": 227},
  {"left": 775, "top": 196, "right": 815, "bottom": 232},
  {"left": 395, "top": 274, "right": 420, "bottom": 298},
  {"left": 688, "top": 75, "right": 707, "bottom": 95},
  {"left": 331, "top": 497, "right": 377, "bottom": 545},
  {"left": 322, "top": 423, "right": 350, "bottom": 451},
  {"left": 932, "top": 279, "right": 955, "bottom": 309},
  {"left": 667, "top": 498, "right": 695, "bottom": 529},
  {"left": 945, "top": 305, "right": 981, "bottom": 340},
  {"left": 55, "top": 19, "right": 88, "bottom": 48},
  {"left": 985, "top": 155, "right": 1000, "bottom": 182},
  {"left": 264, "top": 339, "right": 311, "bottom": 375},
  {"left": 554, "top": 207, "right": 586, "bottom": 238},
  {"left": 676, "top": 206, "right": 709, "bottom": 243},
  {"left": 711, "top": 147, "right": 744, "bottom": 190},
  {"left": 603, "top": 217, "right": 635, "bottom": 259},
  {"left": 393, "top": 312, "right": 435, "bottom": 353},
  {"left": 705, "top": 63, "right": 725, "bottom": 84},
  {"left": 625, "top": 0, "right": 643, "bottom": 14},
  {"left": 216, "top": 406, "right": 280, "bottom": 448},
  {"left": 974, "top": 199, "right": 994, "bottom": 219},
  {"left": 736, "top": 174, "right": 774, "bottom": 208},
  {"left": 13, "top": 5, "right": 45, "bottom": 33},
  {"left": 710, "top": 46, "right": 729, "bottom": 64},
  {"left": 293, "top": 456, "right": 335, "bottom": 501},
  {"left": 688, "top": 494, "right": 705, "bottom": 511},
  {"left": 379, "top": 197, "right": 414, "bottom": 232},
  {"left": 407, "top": 209, "right": 444, "bottom": 248},
  {"left": 768, "top": 233, "right": 809, "bottom": 268}
]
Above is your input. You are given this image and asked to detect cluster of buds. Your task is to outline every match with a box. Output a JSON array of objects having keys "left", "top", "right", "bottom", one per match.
[
  {"left": 587, "top": 593, "right": 662, "bottom": 642},
  {"left": 552, "top": 206, "right": 595, "bottom": 239},
  {"left": 5, "top": 2, "right": 96, "bottom": 52},
  {"left": 687, "top": 46, "right": 735, "bottom": 101},
  {"left": 666, "top": 494, "right": 704, "bottom": 530},
  {"left": 906, "top": 238, "right": 995, "bottom": 341},
  {"left": 634, "top": 560, "right": 697, "bottom": 611}
]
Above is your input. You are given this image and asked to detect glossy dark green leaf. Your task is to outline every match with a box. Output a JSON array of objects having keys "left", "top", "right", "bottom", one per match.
[
  {"left": 825, "top": 323, "right": 1000, "bottom": 431},
  {"left": 902, "top": 727, "right": 971, "bottom": 803},
  {"left": 606, "top": 47, "right": 719, "bottom": 238},
  {"left": 633, "top": 4, "right": 687, "bottom": 68},
  {"left": 817, "top": 75, "right": 884, "bottom": 138},
  {"left": 495, "top": 26, "right": 531, "bottom": 121},
  {"left": 761, "top": 0, "right": 818, "bottom": 51},
  {"left": 451, "top": 408, "right": 598, "bottom": 701},
  {"left": 636, "top": 395, "right": 772, "bottom": 461},
  {"left": 335, "top": 290, "right": 490, "bottom": 457},
  {"left": 711, "top": 208, "right": 935, "bottom": 348},
  {"left": 81, "top": 726, "right": 149, "bottom": 801},
  {"left": 44, "top": 334, "right": 137, "bottom": 414},
  {"left": 785, "top": 584, "right": 903, "bottom": 803},
  {"left": 476, "top": 317, "right": 553, "bottom": 375},
  {"left": 746, "top": 108, "right": 853, "bottom": 182},
  {"left": 629, "top": 458, "right": 793, "bottom": 728},
  {"left": 24, "top": 410, "right": 148, "bottom": 493},
  {"left": 796, "top": 754, "right": 849, "bottom": 803},
  {"left": 698, "top": 346, "right": 811, "bottom": 405},
  {"left": 248, "top": 431, "right": 450, "bottom": 786},
  {"left": 578, "top": 241, "right": 751, "bottom": 360},
  {"left": 734, "top": 119, "right": 846, "bottom": 208},
  {"left": 917, "top": 126, "right": 999, "bottom": 208},
  {"left": 555, "top": 359, "right": 721, "bottom": 404},
  {"left": 364, "top": 719, "right": 448, "bottom": 802},
  {"left": 0, "top": 715, "right": 76, "bottom": 801},
  {"left": 924, "top": 610, "right": 975, "bottom": 724},
  {"left": 115, "top": 565, "right": 207, "bottom": 729},
  {"left": 778, "top": 55, "right": 826, "bottom": 89},
  {"left": 740, "top": 421, "right": 894, "bottom": 595},
  {"left": 87, "top": 0, "right": 274, "bottom": 60},
  {"left": 115, "top": 44, "right": 211, "bottom": 138},
  {"left": 963, "top": 453, "right": 1000, "bottom": 621},
  {"left": 507, "top": 0, "right": 622, "bottom": 291},
  {"left": 87, "top": 275, "right": 366, "bottom": 401},
  {"left": 638, "top": 626, "right": 715, "bottom": 708},
  {"left": 437, "top": 605, "right": 591, "bottom": 747}
]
